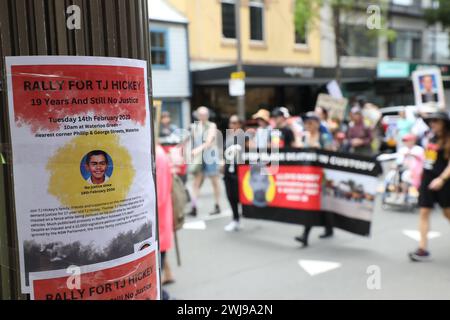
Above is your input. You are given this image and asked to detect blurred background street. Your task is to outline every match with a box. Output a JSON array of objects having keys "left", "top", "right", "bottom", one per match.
[{"left": 166, "top": 178, "right": 450, "bottom": 300}]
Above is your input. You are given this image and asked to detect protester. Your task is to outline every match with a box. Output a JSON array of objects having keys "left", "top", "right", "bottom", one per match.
[
  {"left": 155, "top": 144, "right": 174, "bottom": 299},
  {"left": 346, "top": 107, "right": 373, "bottom": 156},
  {"left": 396, "top": 109, "right": 415, "bottom": 150},
  {"left": 298, "top": 112, "right": 333, "bottom": 150},
  {"left": 409, "top": 111, "right": 450, "bottom": 262},
  {"left": 413, "top": 106, "right": 437, "bottom": 148},
  {"left": 332, "top": 131, "right": 347, "bottom": 152},
  {"left": 392, "top": 134, "right": 424, "bottom": 204},
  {"left": 314, "top": 105, "right": 333, "bottom": 134},
  {"left": 295, "top": 112, "right": 334, "bottom": 247},
  {"left": 159, "top": 111, "right": 179, "bottom": 141},
  {"left": 271, "top": 107, "right": 296, "bottom": 148},
  {"left": 223, "top": 115, "right": 244, "bottom": 232},
  {"left": 251, "top": 109, "right": 272, "bottom": 150},
  {"left": 189, "top": 106, "right": 222, "bottom": 217}
]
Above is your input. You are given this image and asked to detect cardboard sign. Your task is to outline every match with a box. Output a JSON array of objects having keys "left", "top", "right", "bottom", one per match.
[
  {"left": 315, "top": 94, "right": 348, "bottom": 121},
  {"left": 412, "top": 68, "right": 446, "bottom": 109}
]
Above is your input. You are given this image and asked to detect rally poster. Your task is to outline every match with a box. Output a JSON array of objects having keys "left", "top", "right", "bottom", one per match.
[
  {"left": 5, "top": 56, "right": 159, "bottom": 300},
  {"left": 238, "top": 149, "right": 382, "bottom": 236}
]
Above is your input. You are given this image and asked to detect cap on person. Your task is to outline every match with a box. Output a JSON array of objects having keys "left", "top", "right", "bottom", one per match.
[
  {"left": 422, "top": 110, "right": 450, "bottom": 126},
  {"left": 351, "top": 106, "right": 362, "bottom": 115},
  {"left": 252, "top": 109, "right": 271, "bottom": 123},
  {"left": 272, "top": 107, "right": 290, "bottom": 118},
  {"left": 302, "top": 111, "right": 321, "bottom": 123}
]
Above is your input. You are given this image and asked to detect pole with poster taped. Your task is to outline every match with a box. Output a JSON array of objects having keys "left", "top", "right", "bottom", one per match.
[{"left": 0, "top": 1, "right": 160, "bottom": 300}]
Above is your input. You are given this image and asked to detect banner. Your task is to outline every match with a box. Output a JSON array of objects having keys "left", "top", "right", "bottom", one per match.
[
  {"left": 239, "top": 149, "right": 382, "bottom": 236},
  {"left": 5, "top": 56, "right": 159, "bottom": 299}
]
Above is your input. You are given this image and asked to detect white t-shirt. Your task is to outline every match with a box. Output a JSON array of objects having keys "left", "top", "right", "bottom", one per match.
[{"left": 87, "top": 175, "right": 110, "bottom": 185}]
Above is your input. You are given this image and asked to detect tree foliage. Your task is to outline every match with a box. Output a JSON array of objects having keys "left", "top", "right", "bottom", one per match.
[
  {"left": 294, "top": 0, "right": 395, "bottom": 41},
  {"left": 425, "top": 0, "right": 450, "bottom": 29}
]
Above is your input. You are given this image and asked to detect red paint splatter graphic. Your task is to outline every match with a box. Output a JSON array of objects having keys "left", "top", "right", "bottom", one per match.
[{"left": 10, "top": 65, "right": 147, "bottom": 133}]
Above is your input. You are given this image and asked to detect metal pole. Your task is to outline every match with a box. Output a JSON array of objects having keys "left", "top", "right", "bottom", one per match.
[
  {"left": 0, "top": 0, "right": 154, "bottom": 300},
  {"left": 235, "top": 0, "right": 246, "bottom": 120}
]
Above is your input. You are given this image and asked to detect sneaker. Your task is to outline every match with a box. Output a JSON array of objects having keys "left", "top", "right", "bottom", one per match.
[
  {"left": 224, "top": 220, "right": 240, "bottom": 232},
  {"left": 189, "top": 207, "right": 197, "bottom": 217},
  {"left": 210, "top": 205, "right": 221, "bottom": 216},
  {"left": 295, "top": 235, "right": 308, "bottom": 247},
  {"left": 319, "top": 232, "right": 334, "bottom": 239},
  {"left": 409, "top": 248, "right": 431, "bottom": 262}
]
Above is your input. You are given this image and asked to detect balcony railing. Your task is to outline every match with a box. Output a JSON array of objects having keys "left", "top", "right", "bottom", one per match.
[
  {"left": 388, "top": 0, "right": 424, "bottom": 17},
  {"left": 351, "top": 0, "right": 425, "bottom": 17}
]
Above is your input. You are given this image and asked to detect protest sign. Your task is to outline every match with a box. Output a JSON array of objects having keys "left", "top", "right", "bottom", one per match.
[
  {"left": 239, "top": 149, "right": 382, "bottom": 236},
  {"left": 6, "top": 56, "right": 159, "bottom": 299}
]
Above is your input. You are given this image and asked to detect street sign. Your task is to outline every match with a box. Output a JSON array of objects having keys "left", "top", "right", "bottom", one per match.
[
  {"left": 231, "top": 71, "right": 246, "bottom": 80},
  {"left": 377, "top": 61, "right": 410, "bottom": 78},
  {"left": 229, "top": 78, "right": 245, "bottom": 97}
]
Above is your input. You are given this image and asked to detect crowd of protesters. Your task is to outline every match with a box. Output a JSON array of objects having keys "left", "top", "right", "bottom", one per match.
[{"left": 156, "top": 98, "right": 450, "bottom": 294}]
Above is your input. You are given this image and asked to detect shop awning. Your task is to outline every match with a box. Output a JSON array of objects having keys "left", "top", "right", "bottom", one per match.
[{"left": 193, "top": 64, "right": 376, "bottom": 86}]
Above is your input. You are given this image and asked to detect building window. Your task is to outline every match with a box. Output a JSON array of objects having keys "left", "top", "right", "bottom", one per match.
[
  {"left": 250, "top": 0, "right": 264, "bottom": 41},
  {"left": 342, "top": 25, "right": 378, "bottom": 57},
  {"left": 222, "top": 0, "right": 236, "bottom": 39},
  {"left": 295, "top": 24, "right": 308, "bottom": 45},
  {"left": 389, "top": 30, "right": 422, "bottom": 60},
  {"left": 151, "top": 30, "right": 169, "bottom": 68},
  {"left": 428, "top": 31, "right": 450, "bottom": 62}
]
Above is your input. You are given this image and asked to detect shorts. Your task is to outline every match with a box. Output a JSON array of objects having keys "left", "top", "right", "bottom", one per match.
[
  {"left": 202, "top": 161, "right": 219, "bottom": 177},
  {"left": 419, "top": 174, "right": 450, "bottom": 209}
]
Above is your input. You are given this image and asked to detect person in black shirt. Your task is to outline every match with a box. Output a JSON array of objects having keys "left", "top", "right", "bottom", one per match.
[
  {"left": 409, "top": 111, "right": 450, "bottom": 262},
  {"left": 223, "top": 115, "right": 245, "bottom": 232},
  {"left": 271, "top": 107, "right": 295, "bottom": 148}
]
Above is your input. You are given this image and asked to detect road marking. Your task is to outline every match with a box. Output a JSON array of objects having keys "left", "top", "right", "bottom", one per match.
[
  {"left": 183, "top": 221, "right": 207, "bottom": 230},
  {"left": 402, "top": 229, "right": 441, "bottom": 242},
  {"left": 298, "top": 260, "right": 342, "bottom": 276},
  {"left": 182, "top": 210, "right": 232, "bottom": 231}
]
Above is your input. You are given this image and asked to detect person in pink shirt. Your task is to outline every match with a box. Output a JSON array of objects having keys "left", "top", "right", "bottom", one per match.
[
  {"left": 397, "top": 134, "right": 425, "bottom": 201},
  {"left": 155, "top": 144, "right": 175, "bottom": 292}
]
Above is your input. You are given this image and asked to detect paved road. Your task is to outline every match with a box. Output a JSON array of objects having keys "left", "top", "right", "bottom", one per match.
[{"left": 164, "top": 177, "right": 450, "bottom": 300}]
